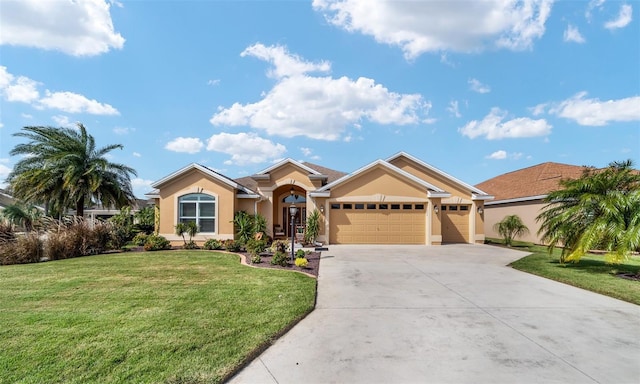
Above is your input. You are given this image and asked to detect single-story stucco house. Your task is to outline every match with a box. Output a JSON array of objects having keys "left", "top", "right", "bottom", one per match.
[
  {"left": 145, "top": 152, "right": 493, "bottom": 245},
  {"left": 476, "top": 162, "right": 588, "bottom": 244}
]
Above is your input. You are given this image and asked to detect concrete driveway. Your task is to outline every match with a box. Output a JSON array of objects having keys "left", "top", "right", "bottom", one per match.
[{"left": 229, "top": 244, "right": 640, "bottom": 384}]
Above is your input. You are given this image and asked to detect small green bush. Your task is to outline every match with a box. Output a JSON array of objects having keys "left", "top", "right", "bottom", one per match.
[
  {"left": 295, "top": 257, "right": 309, "bottom": 268},
  {"left": 270, "top": 251, "right": 289, "bottom": 267},
  {"left": 132, "top": 232, "right": 149, "bottom": 246},
  {"left": 203, "top": 238, "right": 223, "bottom": 250},
  {"left": 269, "top": 239, "right": 289, "bottom": 254},
  {"left": 251, "top": 254, "right": 261, "bottom": 264},
  {"left": 222, "top": 239, "right": 242, "bottom": 252},
  {"left": 183, "top": 240, "right": 199, "bottom": 249},
  {"left": 295, "top": 249, "right": 306, "bottom": 258},
  {"left": 246, "top": 238, "right": 267, "bottom": 257},
  {"left": 144, "top": 235, "right": 171, "bottom": 251}
]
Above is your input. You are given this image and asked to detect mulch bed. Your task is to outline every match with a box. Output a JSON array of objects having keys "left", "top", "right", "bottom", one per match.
[{"left": 239, "top": 251, "right": 321, "bottom": 278}]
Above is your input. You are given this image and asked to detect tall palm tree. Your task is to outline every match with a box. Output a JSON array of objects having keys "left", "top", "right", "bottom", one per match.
[
  {"left": 493, "top": 214, "right": 529, "bottom": 247},
  {"left": 7, "top": 124, "right": 137, "bottom": 217},
  {"left": 537, "top": 160, "right": 640, "bottom": 263}
]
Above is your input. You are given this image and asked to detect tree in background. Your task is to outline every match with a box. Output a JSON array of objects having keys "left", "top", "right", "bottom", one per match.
[
  {"left": 7, "top": 124, "right": 137, "bottom": 217},
  {"left": 493, "top": 214, "right": 529, "bottom": 247},
  {"left": 0, "top": 202, "right": 43, "bottom": 232},
  {"left": 537, "top": 160, "right": 640, "bottom": 263}
]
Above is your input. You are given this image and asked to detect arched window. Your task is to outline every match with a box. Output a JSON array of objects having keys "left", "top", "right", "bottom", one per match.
[{"left": 179, "top": 193, "right": 215, "bottom": 233}]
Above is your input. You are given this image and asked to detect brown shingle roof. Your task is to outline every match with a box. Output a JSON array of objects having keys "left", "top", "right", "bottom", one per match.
[
  {"left": 475, "top": 162, "right": 590, "bottom": 201},
  {"left": 233, "top": 162, "right": 346, "bottom": 192},
  {"left": 302, "top": 162, "right": 347, "bottom": 184}
]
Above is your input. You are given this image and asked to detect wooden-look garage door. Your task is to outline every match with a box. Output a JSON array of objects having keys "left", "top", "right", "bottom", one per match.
[
  {"left": 441, "top": 205, "right": 470, "bottom": 243},
  {"left": 329, "top": 203, "right": 426, "bottom": 244}
]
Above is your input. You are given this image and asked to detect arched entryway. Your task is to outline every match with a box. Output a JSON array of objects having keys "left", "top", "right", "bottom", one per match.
[{"left": 272, "top": 185, "right": 307, "bottom": 238}]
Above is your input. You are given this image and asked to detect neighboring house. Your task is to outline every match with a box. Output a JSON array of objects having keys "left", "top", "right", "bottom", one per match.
[
  {"left": 146, "top": 152, "right": 493, "bottom": 245},
  {"left": 476, "top": 162, "right": 588, "bottom": 244},
  {"left": 0, "top": 188, "right": 17, "bottom": 211},
  {"left": 83, "top": 198, "right": 154, "bottom": 221}
]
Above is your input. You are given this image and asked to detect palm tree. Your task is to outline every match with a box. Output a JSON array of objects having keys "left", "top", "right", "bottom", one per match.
[
  {"left": 493, "top": 214, "right": 529, "bottom": 247},
  {"left": 0, "top": 202, "right": 43, "bottom": 232},
  {"left": 537, "top": 160, "right": 640, "bottom": 263},
  {"left": 7, "top": 124, "right": 137, "bottom": 217}
]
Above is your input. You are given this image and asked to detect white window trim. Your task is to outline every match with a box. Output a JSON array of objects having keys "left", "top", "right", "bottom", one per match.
[{"left": 174, "top": 190, "right": 219, "bottom": 234}]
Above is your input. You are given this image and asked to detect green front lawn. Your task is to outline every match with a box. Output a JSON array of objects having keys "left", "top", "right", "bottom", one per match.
[
  {"left": 0, "top": 251, "right": 316, "bottom": 383},
  {"left": 489, "top": 239, "right": 640, "bottom": 305}
]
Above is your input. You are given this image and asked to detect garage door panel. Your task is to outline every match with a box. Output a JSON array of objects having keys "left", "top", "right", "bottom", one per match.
[
  {"left": 442, "top": 207, "right": 470, "bottom": 243},
  {"left": 330, "top": 203, "right": 425, "bottom": 244}
]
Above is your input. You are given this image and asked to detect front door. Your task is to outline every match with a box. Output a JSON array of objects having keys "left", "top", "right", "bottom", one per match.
[{"left": 283, "top": 207, "right": 306, "bottom": 237}]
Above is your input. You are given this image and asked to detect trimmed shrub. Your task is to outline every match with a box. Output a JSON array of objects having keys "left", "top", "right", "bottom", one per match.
[
  {"left": 143, "top": 235, "right": 171, "bottom": 251},
  {"left": 222, "top": 239, "right": 241, "bottom": 252},
  {"left": 269, "top": 240, "right": 289, "bottom": 254},
  {"left": 251, "top": 254, "right": 261, "bottom": 264},
  {"left": 183, "top": 240, "right": 199, "bottom": 249},
  {"left": 245, "top": 238, "right": 267, "bottom": 257},
  {"left": 203, "top": 238, "right": 222, "bottom": 250},
  {"left": 295, "top": 249, "right": 306, "bottom": 258},
  {"left": 132, "top": 232, "right": 149, "bottom": 246},
  {"left": 295, "top": 257, "right": 309, "bottom": 268},
  {"left": 270, "top": 251, "right": 289, "bottom": 267}
]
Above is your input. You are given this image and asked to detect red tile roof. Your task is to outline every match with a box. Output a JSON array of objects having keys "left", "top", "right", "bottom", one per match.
[{"left": 475, "top": 162, "right": 590, "bottom": 201}]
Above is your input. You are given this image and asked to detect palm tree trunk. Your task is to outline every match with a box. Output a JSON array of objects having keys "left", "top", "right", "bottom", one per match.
[{"left": 76, "top": 196, "right": 85, "bottom": 217}]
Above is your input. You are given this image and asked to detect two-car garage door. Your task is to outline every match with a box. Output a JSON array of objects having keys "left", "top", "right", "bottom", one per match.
[{"left": 329, "top": 203, "right": 426, "bottom": 244}]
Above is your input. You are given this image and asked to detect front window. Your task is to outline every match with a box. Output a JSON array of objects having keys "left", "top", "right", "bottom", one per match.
[{"left": 179, "top": 193, "right": 215, "bottom": 233}]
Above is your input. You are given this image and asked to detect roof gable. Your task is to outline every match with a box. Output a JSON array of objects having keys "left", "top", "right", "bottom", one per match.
[
  {"left": 254, "top": 158, "right": 322, "bottom": 176},
  {"left": 151, "top": 163, "right": 257, "bottom": 196},
  {"left": 387, "top": 152, "right": 491, "bottom": 198},
  {"left": 475, "top": 162, "right": 589, "bottom": 201},
  {"left": 316, "top": 159, "right": 448, "bottom": 196}
]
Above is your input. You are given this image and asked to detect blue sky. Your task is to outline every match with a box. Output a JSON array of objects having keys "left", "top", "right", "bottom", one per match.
[{"left": 1, "top": 0, "right": 638, "bottom": 198}]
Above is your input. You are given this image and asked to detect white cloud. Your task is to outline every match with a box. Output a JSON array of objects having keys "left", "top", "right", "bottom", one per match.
[
  {"left": 207, "top": 79, "right": 220, "bottom": 86},
  {"left": 165, "top": 137, "right": 204, "bottom": 154},
  {"left": 38, "top": 91, "right": 119, "bottom": 115},
  {"left": 469, "top": 78, "right": 491, "bottom": 94},
  {"left": 586, "top": 0, "right": 606, "bottom": 21},
  {"left": 0, "top": 163, "right": 12, "bottom": 184},
  {"left": 486, "top": 150, "right": 507, "bottom": 160},
  {"left": 206, "top": 132, "right": 286, "bottom": 166},
  {"left": 486, "top": 150, "right": 524, "bottom": 160},
  {"left": 605, "top": 4, "right": 633, "bottom": 29},
  {"left": 530, "top": 103, "right": 548, "bottom": 116},
  {"left": 1, "top": 66, "right": 119, "bottom": 116},
  {"left": 52, "top": 115, "right": 75, "bottom": 128},
  {"left": 131, "top": 178, "right": 154, "bottom": 197},
  {"left": 241, "top": 43, "right": 331, "bottom": 78},
  {"left": 21, "top": 113, "right": 33, "bottom": 119},
  {"left": 313, "top": 0, "right": 553, "bottom": 59},
  {"left": 4, "top": 76, "right": 40, "bottom": 103},
  {"left": 113, "top": 126, "right": 134, "bottom": 135},
  {"left": 549, "top": 92, "right": 640, "bottom": 126},
  {"left": 563, "top": 24, "right": 586, "bottom": 43},
  {"left": 300, "top": 147, "right": 320, "bottom": 160},
  {"left": 447, "top": 100, "right": 461, "bottom": 118},
  {"left": 133, "top": 152, "right": 142, "bottom": 158},
  {"left": 459, "top": 107, "right": 552, "bottom": 140},
  {"left": 211, "top": 43, "right": 430, "bottom": 141},
  {"left": 0, "top": 0, "right": 124, "bottom": 56}
]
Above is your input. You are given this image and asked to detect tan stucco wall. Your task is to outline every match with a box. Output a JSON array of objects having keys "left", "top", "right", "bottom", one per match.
[
  {"left": 156, "top": 169, "right": 237, "bottom": 242},
  {"left": 330, "top": 165, "right": 426, "bottom": 200},
  {"left": 390, "top": 157, "right": 470, "bottom": 199},
  {"left": 263, "top": 164, "right": 317, "bottom": 191},
  {"left": 484, "top": 200, "right": 546, "bottom": 244}
]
